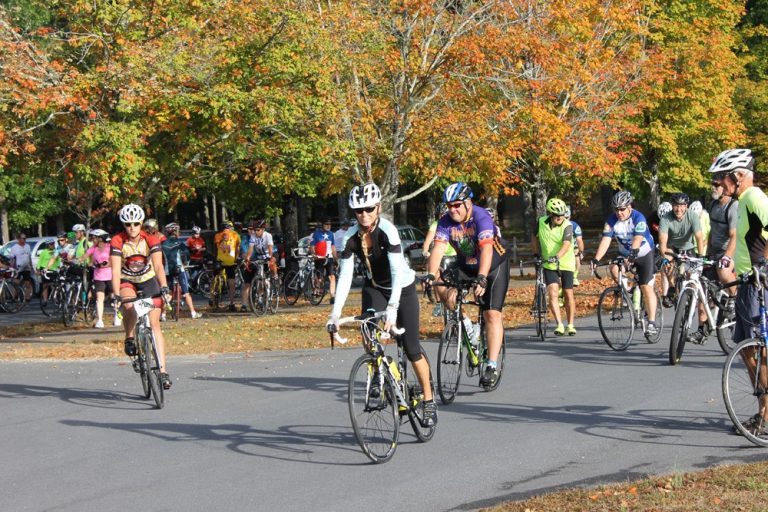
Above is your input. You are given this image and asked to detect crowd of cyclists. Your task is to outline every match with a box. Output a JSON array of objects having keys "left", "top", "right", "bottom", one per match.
[{"left": 1, "top": 147, "right": 767, "bottom": 437}]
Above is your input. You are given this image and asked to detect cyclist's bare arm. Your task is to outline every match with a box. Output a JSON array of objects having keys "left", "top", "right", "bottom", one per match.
[
  {"left": 425, "top": 239, "right": 448, "bottom": 277},
  {"left": 110, "top": 255, "right": 122, "bottom": 297},
  {"left": 658, "top": 231, "right": 669, "bottom": 260},
  {"left": 695, "top": 230, "right": 706, "bottom": 255},
  {"left": 151, "top": 251, "right": 168, "bottom": 289}
]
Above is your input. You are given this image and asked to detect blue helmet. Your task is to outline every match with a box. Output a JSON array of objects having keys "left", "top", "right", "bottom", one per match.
[{"left": 443, "top": 182, "right": 473, "bottom": 203}]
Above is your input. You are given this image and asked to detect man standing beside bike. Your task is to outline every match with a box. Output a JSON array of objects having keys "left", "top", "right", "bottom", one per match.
[
  {"left": 715, "top": 148, "right": 768, "bottom": 434},
  {"left": 110, "top": 203, "right": 173, "bottom": 390},
  {"left": 532, "top": 198, "right": 577, "bottom": 336},
  {"left": 591, "top": 191, "right": 660, "bottom": 337},
  {"left": 326, "top": 182, "right": 437, "bottom": 427},
  {"left": 162, "top": 223, "right": 202, "bottom": 320},
  {"left": 426, "top": 182, "right": 510, "bottom": 388},
  {"left": 310, "top": 219, "right": 337, "bottom": 305}
]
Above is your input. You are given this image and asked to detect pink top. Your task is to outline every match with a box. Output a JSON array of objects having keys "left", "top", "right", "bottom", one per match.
[{"left": 86, "top": 244, "right": 112, "bottom": 282}]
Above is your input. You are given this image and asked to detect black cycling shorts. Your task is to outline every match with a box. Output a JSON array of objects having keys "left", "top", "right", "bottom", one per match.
[
  {"left": 544, "top": 269, "right": 574, "bottom": 290},
  {"left": 450, "top": 256, "right": 510, "bottom": 312},
  {"left": 93, "top": 280, "right": 113, "bottom": 295},
  {"left": 362, "top": 282, "right": 423, "bottom": 363},
  {"left": 633, "top": 251, "right": 655, "bottom": 286},
  {"left": 316, "top": 257, "right": 336, "bottom": 278}
]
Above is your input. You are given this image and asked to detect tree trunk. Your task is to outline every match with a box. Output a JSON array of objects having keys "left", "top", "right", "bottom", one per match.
[
  {"left": 522, "top": 189, "right": 534, "bottom": 243},
  {"left": 337, "top": 194, "right": 349, "bottom": 224},
  {"left": 283, "top": 194, "right": 299, "bottom": 251},
  {"left": 203, "top": 194, "right": 211, "bottom": 229},
  {"left": 647, "top": 162, "right": 660, "bottom": 211},
  {"left": 297, "top": 195, "right": 308, "bottom": 238},
  {"left": 533, "top": 173, "right": 548, "bottom": 219},
  {"left": 0, "top": 196, "right": 9, "bottom": 244},
  {"left": 211, "top": 194, "right": 218, "bottom": 231},
  {"left": 397, "top": 199, "right": 407, "bottom": 225}
]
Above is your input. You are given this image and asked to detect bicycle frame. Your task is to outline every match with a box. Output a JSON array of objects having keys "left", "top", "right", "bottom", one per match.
[{"left": 676, "top": 257, "right": 719, "bottom": 332}]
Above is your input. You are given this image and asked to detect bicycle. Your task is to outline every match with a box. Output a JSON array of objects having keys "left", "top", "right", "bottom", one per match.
[
  {"left": 432, "top": 274, "right": 506, "bottom": 404},
  {"left": 331, "top": 310, "right": 436, "bottom": 463},
  {"left": 62, "top": 265, "right": 95, "bottom": 327},
  {"left": 248, "top": 259, "right": 280, "bottom": 315},
  {"left": 122, "top": 292, "right": 166, "bottom": 409},
  {"left": 168, "top": 268, "right": 183, "bottom": 322},
  {"left": 722, "top": 265, "right": 768, "bottom": 446},
  {"left": 283, "top": 251, "right": 325, "bottom": 306},
  {"left": 594, "top": 256, "right": 664, "bottom": 351},
  {"left": 39, "top": 268, "right": 67, "bottom": 317},
  {"left": 520, "top": 257, "right": 548, "bottom": 341},
  {"left": 667, "top": 253, "right": 738, "bottom": 365},
  {"left": 0, "top": 267, "right": 26, "bottom": 313}
]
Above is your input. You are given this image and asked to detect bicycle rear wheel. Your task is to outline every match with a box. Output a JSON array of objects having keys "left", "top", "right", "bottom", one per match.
[
  {"left": 308, "top": 268, "right": 326, "bottom": 306},
  {"left": 144, "top": 331, "right": 164, "bottom": 409},
  {"left": 405, "top": 352, "right": 436, "bottom": 442},
  {"left": 722, "top": 338, "right": 768, "bottom": 447},
  {"left": 716, "top": 299, "right": 737, "bottom": 354},
  {"left": 0, "top": 282, "right": 26, "bottom": 314},
  {"left": 268, "top": 276, "right": 280, "bottom": 313},
  {"left": 197, "top": 270, "right": 213, "bottom": 298},
  {"left": 40, "top": 286, "right": 59, "bottom": 317},
  {"left": 597, "top": 286, "right": 634, "bottom": 351},
  {"left": 535, "top": 283, "right": 548, "bottom": 341},
  {"left": 283, "top": 270, "right": 300, "bottom": 306},
  {"left": 249, "top": 277, "right": 268, "bottom": 316},
  {"left": 437, "top": 320, "right": 462, "bottom": 404},
  {"left": 669, "top": 288, "right": 695, "bottom": 365},
  {"left": 348, "top": 354, "right": 399, "bottom": 463}
]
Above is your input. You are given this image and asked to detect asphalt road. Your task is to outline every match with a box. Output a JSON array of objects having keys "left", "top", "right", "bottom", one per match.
[{"left": 1, "top": 314, "right": 764, "bottom": 512}]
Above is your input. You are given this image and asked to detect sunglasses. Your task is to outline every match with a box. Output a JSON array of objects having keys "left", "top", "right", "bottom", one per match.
[
  {"left": 58, "top": 239, "right": 67, "bottom": 242},
  {"left": 446, "top": 201, "right": 465, "bottom": 210},
  {"left": 614, "top": 207, "right": 628, "bottom": 212},
  {"left": 123, "top": 222, "right": 141, "bottom": 227},
  {"left": 353, "top": 206, "right": 376, "bottom": 214}
]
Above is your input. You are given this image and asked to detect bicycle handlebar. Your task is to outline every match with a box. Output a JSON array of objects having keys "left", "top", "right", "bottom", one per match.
[{"left": 328, "top": 311, "right": 406, "bottom": 348}]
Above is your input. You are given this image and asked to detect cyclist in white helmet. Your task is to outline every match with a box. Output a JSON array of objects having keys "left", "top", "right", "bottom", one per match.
[
  {"left": 327, "top": 182, "right": 437, "bottom": 428},
  {"left": 111, "top": 204, "right": 173, "bottom": 390}
]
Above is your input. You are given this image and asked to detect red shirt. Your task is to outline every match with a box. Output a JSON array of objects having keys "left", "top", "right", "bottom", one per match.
[
  {"left": 110, "top": 231, "right": 162, "bottom": 283},
  {"left": 186, "top": 236, "right": 207, "bottom": 261}
]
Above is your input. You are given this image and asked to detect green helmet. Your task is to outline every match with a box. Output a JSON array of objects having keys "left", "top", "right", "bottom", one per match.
[{"left": 546, "top": 198, "right": 568, "bottom": 216}]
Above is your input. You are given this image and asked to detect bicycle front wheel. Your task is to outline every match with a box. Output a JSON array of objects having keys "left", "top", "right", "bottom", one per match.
[
  {"left": 437, "top": 320, "right": 462, "bottom": 404},
  {"left": 144, "top": 330, "right": 164, "bottom": 409},
  {"left": 0, "top": 282, "right": 26, "bottom": 314},
  {"left": 536, "top": 282, "right": 548, "bottom": 341},
  {"left": 669, "top": 288, "right": 695, "bottom": 365},
  {"left": 249, "top": 277, "right": 268, "bottom": 316},
  {"left": 405, "top": 352, "right": 436, "bottom": 442},
  {"left": 722, "top": 338, "right": 768, "bottom": 446},
  {"left": 268, "top": 276, "right": 280, "bottom": 314},
  {"left": 348, "top": 354, "right": 399, "bottom": 463},
  {"left": 283, "top": 270, "right": 300, "bottom": 306},
  {"left": 597, "top": 286, "right": 634, "bottom": 351},
  {"left": 62, "top": 286, "right": 79, "bottom": 327},
  {"left": 197, "top": 270, "right": 213, "bottom": 299},
  {"left": 308, "top": 268, "right": 326, "bottom": 306},
  {"left": 135, "top": 326, "right": 151, "bottom": 399}
]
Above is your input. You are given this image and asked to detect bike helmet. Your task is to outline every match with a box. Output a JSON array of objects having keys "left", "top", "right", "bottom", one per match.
[
  {"left": 223, "top": 220, "right": 234, "bottom": 229},
  {"left": 670, "top": 192, "right": 690, "bottom": 205},
  {"left": 164, "top": 222, "right": 179, "bottom": 234},
  {"left": 144, "top": 218, "right": 159, "bottom": 231},
  {"left": 192, "top": 225, "right": 202, "bottom": 234},
  {"left": 546, "top": 198, "right": 568, "bottom": 216},
  {"left": 118, "top": 203, "right": 145, "bottom": 224},
  {"left": 46, "top": 239, "right": 56, "bottom": 247},
  {"left": 708, "top": 149, "right": 754, "bottom": 177},
  {"left": 442, "top": 182, "right": 473, "bottom": 203},
  {"left": 349, "top": 182, "right": 382, "bottom": 209},
  {"left": 57, "top": 231, "right": 68, "bottom": 239},
  {"left": 658, "top": 201, "right": 672, "bottom": 217},
  {"left": 71, "top": 224, "right": 86, "bottom": 232},
  {"left": 610, "top": 191, "right": 633, "bottom": 209},
  {"left": 689, "top": 201, "right": 703, "bottom": 214},
  {"left": 565, "top": 206, "right": 572, "bottom": 219},
  {"left": 251, "top": 219, "right": 267, "bottom": 229}
]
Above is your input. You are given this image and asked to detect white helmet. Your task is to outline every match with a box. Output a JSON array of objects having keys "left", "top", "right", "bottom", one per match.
[
  {"left": 564, "top": 206, "right": 571, "bottom": 219},
  {"left": 689, "top": 200, "right": 703, "bottom": 214},
  {"left": 90, "top": 229, "right": 109, "bottom": 239},
  {"left": 658, "top": 201, "right": 672, "bottom": 217},
  {"left": 709, "top": 149, "right": 754, "bottom": 174},
  {"left": 348, "top": 182, "right": 382, "bottom": 209},
  {"left": 72, "top": 224, "right": 86, "bottom": 232},
  {"left": 119, "top": 203, "right": 146, "bottom": 224}
]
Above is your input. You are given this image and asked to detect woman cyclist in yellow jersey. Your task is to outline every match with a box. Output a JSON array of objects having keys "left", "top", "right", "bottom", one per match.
[{"left": 110, "top": 203, "right": 173, "bottom": 390}]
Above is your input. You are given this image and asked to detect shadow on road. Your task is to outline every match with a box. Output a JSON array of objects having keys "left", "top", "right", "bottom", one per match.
[
  {"left": 60, "top": 418, "right": 375, "bottom": 466},
  {"left": 0, "top": 383, "right": 153, "bottom": 410},
  {"left": 191, "top": 375, "right": 349, "bottom": 403}
]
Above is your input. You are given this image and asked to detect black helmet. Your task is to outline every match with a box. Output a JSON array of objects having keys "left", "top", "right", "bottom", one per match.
[{"left": 670, "top": 192, "right": 690, "bottom": 205}]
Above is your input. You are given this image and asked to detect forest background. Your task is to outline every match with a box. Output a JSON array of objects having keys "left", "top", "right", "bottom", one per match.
[{"left": 1, "top": 0, "right": 767, "bottom": 247}]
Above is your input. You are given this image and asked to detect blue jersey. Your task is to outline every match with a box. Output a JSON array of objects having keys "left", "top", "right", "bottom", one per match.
[
  {"left": 603, "top": 209, "right": 654, "bottom": 257},
  {"left": 311, "top": 229, "right": 335, "bottom": 258},
  {"left": 434, "top": 205, "right": 507, "bottom": 272},
  {"left": 571, "top": 221, "right": 583, "bottom": 238}
]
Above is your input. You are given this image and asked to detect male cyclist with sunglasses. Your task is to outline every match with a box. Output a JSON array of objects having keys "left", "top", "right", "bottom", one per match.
[
  {"left": 111, "top": 203, "right": 172, "bottom": 390},
  {"left": 326, "top": 182, "right": 437, "bottom": 428},
  {"left": 591, "top": 190, "right": 659, "bottom": 337},
  {"left": 426, "top": 182, "right": 510, "bottom": 388}
]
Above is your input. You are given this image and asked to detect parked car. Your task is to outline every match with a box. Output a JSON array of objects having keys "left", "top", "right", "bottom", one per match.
[
  {"left": 396, "top": 224, "right": 426, "bottom": 269},
  {"left": 0, "top": 236, "right": 57, "bottom": 295}
]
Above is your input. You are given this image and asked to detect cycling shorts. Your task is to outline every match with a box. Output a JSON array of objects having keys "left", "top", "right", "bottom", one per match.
[
  {"left": 93, "top": 280, "right": 114, "bottom": 295},
  {"left": 120, "top": 277, "right": 161, "bottom": 301},
  {"left": 316, "top": 257, "right": 336, "bottom": 278},
  {"left": 449, "top": 256, "right": 510, "bottom": 312},
  {"left": 632, "top": 251, "right": 655, "bottom": 286},
  {"left": 544, "top": 269, "right": 574, "bottom": 289},
  {"left": 168, "top": 271, "right": 190, "bottom": 295},
  {"left": 362, "top": 282, "right": 423, "bottom": 363}
]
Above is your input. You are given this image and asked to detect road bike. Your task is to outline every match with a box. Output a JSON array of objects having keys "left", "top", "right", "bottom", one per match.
[
  {"left": 247, "top": 259, "right": 280, "bottom": 315},
  {"left": 39, "top": 269, "right": 66, "bottom": 317},
  {"left": 0, "top": 267, "right": 26, "bottom": 313},
  {"left": 62, "top": 265, "right": 96, "bottom": 327},
  {"left": 283, "top": 251, "right": 325, "bottom": 306},
  {"left": 332, "top": 310, "right": 435, "bottom": 463},
  {"left": 122, "top": 293, "right": 166, "bottom": 409},
  {"left": 432, "top": 273, "right": 505, "bottom": 404},
  {"left": 722, "top": 265, "right": 768, "bottom": 447},
  {"left": 520, "top": 257, "right": 547, "bottom": 341},
  {"left": 667, "top": 253, "right": 738, "bottom": 365},
  {"left": 594, "top": 256, "right": 664, "bottom": 351}
]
